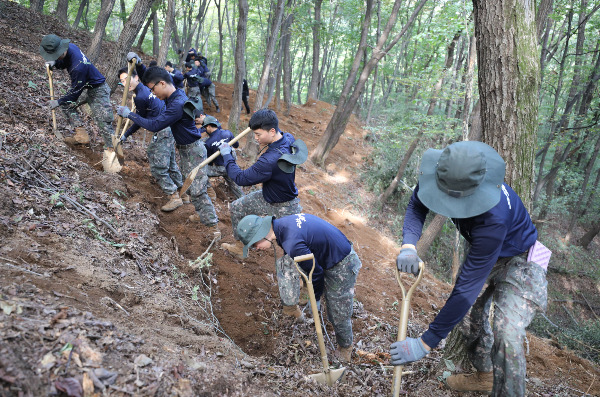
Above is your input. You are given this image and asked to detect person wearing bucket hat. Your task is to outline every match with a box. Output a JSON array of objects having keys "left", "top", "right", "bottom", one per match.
[
  {"left": 40, "top": 34, "right": 115, "bottom": 150},
  {"left": 117, "top": 65, "right": 220, "bottom": 241},
  {"left": 200, "top": 115, "right": 244, "bottom": 200},
  {"left": 117, "top": 66, "right": 187, "bottom": 212},
  {"left": 237, "top": 213, "right": 362, "bottom": 362},
  {"left": 218, "top": 109, "right": 303, "bottom": 317},
  {"left": 389, "top": 141, "right": 548, "bottom": 396}
]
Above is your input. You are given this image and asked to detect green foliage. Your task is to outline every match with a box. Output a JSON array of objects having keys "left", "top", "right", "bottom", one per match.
[{"left": 82, "top": 218, "right": 124, "bottom": 248}]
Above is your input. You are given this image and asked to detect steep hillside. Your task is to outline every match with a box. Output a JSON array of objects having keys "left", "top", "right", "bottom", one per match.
[{"left": 1, "top": 2, "right": 598, "bottom": 396}]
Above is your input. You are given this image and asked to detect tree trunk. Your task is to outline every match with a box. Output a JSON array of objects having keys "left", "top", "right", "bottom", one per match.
[
  {"left": 54, "top": 0, "right": 69, "bottom": 23},
  {"left": 416, "top": 214, "right": 447, "bottom": 257},
  {"left": 462, "top": 36, "right": 476, "bottom": 141},
  {"left": 119, "top": 0, "right": 127, "bottom": 24},
  {"left": 214, "top": 0, "right": 224, "bottom": 81},
  {"left": 577, "top": 220, "right": 600, "bottom": 249},
  {"left": 152, "top": 11, "right": 160, "bottom": 57},
  {"left": 474, "top": 0, "right": 540, "bottom": 207},
  {"left": 87, "top": 0, "right": 117, "bottom": 63},
  {"left": 72, "top": 0, "right": 88, "bottom": 28},
  {"left": 105, "top": 0, "right": 155, "bottom": 92},
  {"left": 282, "top": 12, "right": 294, "bottom": 116},
  {"left": 296, "top": 39, "right": 309, "bottom": 103},
  {"left": 243, "top": 0, "right": 285, "bottom": 161},
  {"left": 565, "top": 134, "right": 600, "bottom": 243},
  {"left": 306, "top": 0, "right": 322, "bottom": 102},
  {"left": 157, "top": 0, "right": 174, "bottom": 66},
  {"left": 30, "top": 0, "right": 46, "bottom": 13},
  {"left": 227, "top": 0, "right": 248, "bottom": 134},
  {"left": 137, "top": 9, "right": 156, "bottom": 49},
  {"left": 379, "top": 30, "right": 460, "bottom": 205},
  {"left": 310, "top": 0, "right": 428, "bottom": 167}
]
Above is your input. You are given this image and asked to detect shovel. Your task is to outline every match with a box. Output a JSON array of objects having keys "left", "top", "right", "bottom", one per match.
[
  {"left": 46, "top": 64, "right": 63, "bottom": 140},
  {"left": 179, "top": 126, "right": 252, "bottom": 196},
  {"left": 293, "top": 253, "right": 346, "bottom": 386},
  {"left": 391, "top": 261, "right": 425, "bottom": 397},
  {"left": 105, "top": 59, "right": 136, "bottom": 171}
]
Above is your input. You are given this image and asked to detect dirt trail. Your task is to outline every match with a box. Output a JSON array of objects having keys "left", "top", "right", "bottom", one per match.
[{"left": 1, "top": 2, "right": 599, "bottom": 396}]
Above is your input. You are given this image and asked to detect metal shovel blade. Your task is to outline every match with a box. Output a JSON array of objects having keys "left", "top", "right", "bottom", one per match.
[
  {"left": 308, "top": 367, "right": 346, "bottom": 386},
  {"left": 102, "top": 149, "right": 123, "bottom": 174}
]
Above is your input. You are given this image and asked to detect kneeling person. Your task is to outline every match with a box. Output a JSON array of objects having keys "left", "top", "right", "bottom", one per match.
[
  {"left": 118, "top": 67, "right": 187, "bottom": 212},
  {"left": 238, "top": 213, "right": 362, "bottom": 362}
]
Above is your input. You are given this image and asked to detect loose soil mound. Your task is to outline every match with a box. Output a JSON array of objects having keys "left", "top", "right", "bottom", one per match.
[{"left": 1, "top": 2, "right": 599, "bottom": 396}]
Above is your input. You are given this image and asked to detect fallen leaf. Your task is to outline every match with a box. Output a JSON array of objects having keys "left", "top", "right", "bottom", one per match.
[
  {"left": 54, "top": 377, "right": 83, "bottom": 397},
  {"left": 41, "top": 352, "right": 56, "bottom": 369},
  {"left": 134, "top": 354, "right": 153, "bottom": 367},
  {"left": 82, "top": 372, "right": 94, "bottom": 397}
]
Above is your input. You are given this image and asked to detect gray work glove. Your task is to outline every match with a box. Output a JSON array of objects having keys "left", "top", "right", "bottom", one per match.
[
  {"left": 390, "top": 337, "right": 429, "bottom": 365},
  {"left": 48, "top": 99, "right": 59, "bottom": 110},
  {"left": 116, "top": 106, "right": 131, "bottom": 118},
  {"left": 45, "top": 60, "right": 55, "bottom": 69},
  {"left": 126, "top": 52, "right": 140, "bottom": 64},
  {"left": 218, "top": 142, "right": 232, "bottom": 156},
  {"left": 396, "top": 245, "right": 422, "bottom": 276}
]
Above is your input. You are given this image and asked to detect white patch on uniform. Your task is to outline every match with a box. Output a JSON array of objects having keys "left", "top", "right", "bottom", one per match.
[
  {"left": 80, "top": 50, "right": 90, "bottom": 64},
  {"left": 295, "top": 213, "right": 306, "bottom": 229},
  {"left": 211, "top": 138, "right": 228, "bottom": 147},
  {"left": 501, "top": 184, "right": 511, "bottom": 210}
]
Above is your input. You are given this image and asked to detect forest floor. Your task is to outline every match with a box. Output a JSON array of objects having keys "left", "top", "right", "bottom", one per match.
[{"left": 1, "top": 1, "right": 599, "bottom": 396}]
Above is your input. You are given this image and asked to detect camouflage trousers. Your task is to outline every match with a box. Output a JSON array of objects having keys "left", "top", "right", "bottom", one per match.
[
  {"left": 59, "top": 82, "right": 114, "bottom": 148},
  {"left": 230, "top": 190, "right": 302, "bottom": 306},
  {"left": 187, "top": 86, "right": 201, "bottom": 100},
  {"left": 321, "top": 248, "right": 362, "bottom": 348},
  {"left": 206, "top": 164, "right": 244, "bottom": 199},
  {"left": 176, "top": 140, "right": 218, "bottom": 226},
  {"left": 201, "top": 84, "right": 219, "bottom": 109},
  {"left": 464, "top": 255, "right": 547, "bottom": 397},
  {"left": 146, "top": 128, "right": 183, "bottom": 195}
]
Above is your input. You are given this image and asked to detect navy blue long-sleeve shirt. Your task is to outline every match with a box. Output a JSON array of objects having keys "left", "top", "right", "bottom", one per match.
[
  {"left": 53, "top": 43, "right": 105, "bottom": 105},
  {"left": 183, "top": 68, "right": 200, "bottom": 88},
  {"left": 222, "top": 132, "right": 299, "bottom": 203},
  {"left": 274, "top": 213, "right": 352, "bottom": 300},
  {"left": 123, "top": 83, "right": 165, "bottom": 138},
  {"left": 127, "top": 89, "right": 202, "bottom": 145},
  {"left": 403, "top": 183, "right": 537, "bottom": 349},
  {"left": 204, "top": 127, "right": 239, "bottom": 166},
  {"left": 169, "top": 69, "right": 185, "bottom": 89}
]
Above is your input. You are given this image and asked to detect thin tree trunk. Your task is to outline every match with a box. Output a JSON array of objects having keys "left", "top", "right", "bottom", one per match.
[
  {"left": 152, "top": 11, "right": 160, "bottom": 57},
  {"left": 577, "top": 220, "right": 600, "bottom": 249},
  {"left": 227, "top": 0, "right": 248, "bottom": 135},
  {"left": 296, "top": 39, "right": 309, "bottom": 103},
  {"left": 72, "top": 0, "right": 88, "bottom": 28},
  {"left": 105, "top": 0, "right": 155, "bottom": 92},
  {"left": 416, "top": 214, "right": 447, "bottom": 257},
  {"left": 157, "top": 0, "right": 174, "bottom": 66},
  {"left": 310, "top": 0, "right": 428, "bottom": 167},
  {"left": 119, "top": 0, "right": 127, "bottom": 24},
  {"left": 54, "top": 0, "right": 69, "bottom": 23},
  {"left": 87, "top": 0, "right": 117, "bottom": 62},
  {"left": 306, "top": 0, "right": 323, "bottom": 102},
  {"left": 137, "top": 9, "right": 156, "bottom": 49},
  {"left": 30, "top": 0, "right": 46, "bottom": 13},
  {"left": 214, "top": 0, "right": 224, "bottom": 81},
  {"left": 282, "top": 11, "right": 294, "bottom": 116}
]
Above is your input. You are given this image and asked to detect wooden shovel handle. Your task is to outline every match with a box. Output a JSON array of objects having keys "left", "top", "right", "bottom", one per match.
[
  {"left": 46, "top": 64, "right": 62, "bottom": 139},
  {"left": 115, "top": 60, "right": 136, "bottom": 138}
]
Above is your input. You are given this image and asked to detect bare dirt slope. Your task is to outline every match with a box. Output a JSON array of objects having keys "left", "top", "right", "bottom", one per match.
[{"left": 1, "top": 2, "right": 599, "bottom": 396}]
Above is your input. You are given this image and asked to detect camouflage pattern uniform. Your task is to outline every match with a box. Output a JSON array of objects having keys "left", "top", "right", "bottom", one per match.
[
  {"left": 201, "top": 84, "right": 219, "bottom": 110},
  {"left": 176, "top": 140, "right": 218, "bottom": 226},
  {"left": 146, "top": 128, "right": 183, "bottom": 195},
  {"left": 59, "top": 82, "right": 114, "bottom": 148},
  {"left": 323, "top": 248, "right": 362, "bottom": 348},
  {"left": 231, "top": 190, "right": 302, "bottom": 305},
  {"left": 464, "top": 255, "right": 547, "bottom": 397},
  {"left": 206, "top": 164, "right": 244, "bottom": 199},
  {"left": 187, "top": 86, "right": 201, "bottom": 100}
]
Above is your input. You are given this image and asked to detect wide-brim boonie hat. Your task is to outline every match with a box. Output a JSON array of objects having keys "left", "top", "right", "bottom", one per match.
[
  {"left": 417, "top": 141, "right": 505, "bottom": 219},
  {"left": 183, "top": 97, "right": 204, "bottom": 119},
  {"left": 40, "top": 34, "right": 70, "bottom": 61},
  {"left": 237, "top": 215, "right": 273, "bottom": 258},
  {"left": 278, "top": 139, "right": 308, "bottom": 173}
]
